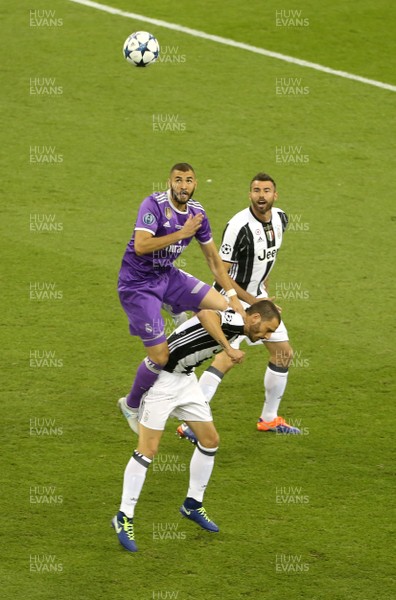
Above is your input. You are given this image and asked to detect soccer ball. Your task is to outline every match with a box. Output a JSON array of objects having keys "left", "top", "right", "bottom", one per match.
[{"left": 123, "top": 31, "right": 160, "bottom": 67}]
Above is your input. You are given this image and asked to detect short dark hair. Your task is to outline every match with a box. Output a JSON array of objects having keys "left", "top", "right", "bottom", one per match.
[
  {"left": 170, "top": 163, "right": 195, "bottom": 175},
  {"left": 250, "top": 172, "right": 276, "bottom": 191},
  {"left": 246, "top": 299, "right": 281, "bottom": 325}
]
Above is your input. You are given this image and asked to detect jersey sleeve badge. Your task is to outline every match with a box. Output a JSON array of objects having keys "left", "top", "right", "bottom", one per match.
[
  {"left": 143, "top": 212, "right": 156, "bottom": 225},
  {"left": 220, "top": 243, "right": 232, "bottom": 255}
]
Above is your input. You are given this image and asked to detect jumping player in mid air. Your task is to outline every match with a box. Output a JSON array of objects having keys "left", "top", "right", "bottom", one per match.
[{"left": 117, "top": 163, "right": 245, "bottom": 431}]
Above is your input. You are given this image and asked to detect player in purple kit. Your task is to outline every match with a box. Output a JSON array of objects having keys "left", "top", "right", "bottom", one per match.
[{"left": 118, "top": 163, "right": 245, "bottom": 430}]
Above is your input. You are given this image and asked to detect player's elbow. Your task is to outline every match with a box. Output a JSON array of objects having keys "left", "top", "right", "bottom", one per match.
[{"left": 134, "top": 241, "right": 145, "bottom": 256}]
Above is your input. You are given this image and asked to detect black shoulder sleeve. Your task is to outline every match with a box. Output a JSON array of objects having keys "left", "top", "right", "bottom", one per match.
[{"left": 279, "top": 211, "right": 288, "bottom": 233}]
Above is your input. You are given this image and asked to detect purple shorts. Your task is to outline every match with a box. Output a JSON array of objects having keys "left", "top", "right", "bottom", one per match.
[{"left": 118, "top": 268, "right": 211, "bottom": 347}]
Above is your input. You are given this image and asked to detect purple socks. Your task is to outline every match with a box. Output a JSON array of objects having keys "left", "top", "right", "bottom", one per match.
[{"left": 126, "top": 357, "right": 163, "bottom": 408}]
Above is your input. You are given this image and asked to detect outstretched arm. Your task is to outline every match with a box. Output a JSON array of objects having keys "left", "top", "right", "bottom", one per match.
[
  {"left": 220, "top": 261, "right": 258, "bottom": 304},
  {"left": 199, "top": 241, "right": 246, "bottom": 316}
]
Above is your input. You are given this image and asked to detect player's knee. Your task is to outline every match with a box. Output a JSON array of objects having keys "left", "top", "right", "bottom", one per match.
[
  {"left": 203, "top": 289, "right": 228, "bottom": 311},
  {"left": 219, "top": 296, "right": 228, "bottom": 311},
  {"left": 138, "top": 441, "right": 159, "bottom": 459},
  {"left": 198, "top": 429, "right": 220, "bottom": 449},
  {"left": 271, "top": 343, "right": 293, "bottom": 367},
  {"left": 148, "top": 346, "right": 169, "bottom": 366},
  {"left": 211, "top": 430, "right": 220, "bottom": 448},
  {"left": 156, "top": 350, "right": 169, "bottom": 367}
]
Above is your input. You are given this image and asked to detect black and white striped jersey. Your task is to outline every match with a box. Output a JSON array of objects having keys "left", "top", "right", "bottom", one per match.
[
  {"left": 164, "top": 310, "right": 244, "bottom": 374},
  {"left": 216, "top": 207, "right": 288, "bottom": 297}
]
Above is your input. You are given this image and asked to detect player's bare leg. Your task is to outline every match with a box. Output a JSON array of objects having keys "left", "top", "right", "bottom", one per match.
[
  {"left": 198, "top": 287, "right": 228, "bottom": 311},
  {"left": 264, "top": 340, "right": 293, "bottom": 368},
  {"left": 186, "top": 420, "right": 219, "bottom": 449},
  {"left": 179, "top": 420, "right": 220, "bottom": 532},
  {"left": 136, "top": 423, "right": 164, "bottom": 459}
]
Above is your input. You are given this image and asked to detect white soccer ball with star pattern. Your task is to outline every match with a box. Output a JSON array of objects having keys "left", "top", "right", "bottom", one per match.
[{"left": 123, "top": 31, "right": 160, "bottom": 67}]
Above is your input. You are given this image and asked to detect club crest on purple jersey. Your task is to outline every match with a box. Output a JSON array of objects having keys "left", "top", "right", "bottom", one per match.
[{"left": 165, "top": 206, "right": 173, "bottom": 220}]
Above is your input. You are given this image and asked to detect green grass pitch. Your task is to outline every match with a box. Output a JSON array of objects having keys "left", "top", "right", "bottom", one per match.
[{"left": 2, "top": 0, "right": 395, "bottom": 598}]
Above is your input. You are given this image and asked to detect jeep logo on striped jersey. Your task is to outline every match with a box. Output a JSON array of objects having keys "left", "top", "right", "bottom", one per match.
[{"left": 258, "top": 247, "right": 278, "bottom": 261}]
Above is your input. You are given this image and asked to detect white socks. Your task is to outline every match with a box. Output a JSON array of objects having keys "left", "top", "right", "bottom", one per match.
[
  {"left": 120, "top": 451, "right": 152, "bottom": 518},
  {"left": 200, "top": 363, "right": 289, "bottom": 422},
  {"left": 261, "top": 363, "right": 289, "bottom": 422},
  {"left": 187, "top": 443, "right": 218, "bottom": 502},
  {"left": 120, "top": 445, "right": 218, "bottom": 515},
  {"left": 199, "top": 367, "right": 223, "bottom": 403}
]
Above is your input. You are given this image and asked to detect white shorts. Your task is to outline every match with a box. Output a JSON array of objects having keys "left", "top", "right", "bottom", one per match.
[
  {"left": 138, "top": 370, "right": 213, "bottom": 431},
  {"left": 231, "top": 296, "right": 289, "bottom": 348}
]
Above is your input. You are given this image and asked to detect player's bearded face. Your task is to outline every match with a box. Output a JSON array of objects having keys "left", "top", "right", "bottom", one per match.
[
  {"left": 249, "top": 181, "right": 277, "bottom": 218},
  {"left": 247, "top": 315, "right": 279, "bottom": 342},
  {"left": 169, "top": 170, "right": 197, "bottom": 204}
]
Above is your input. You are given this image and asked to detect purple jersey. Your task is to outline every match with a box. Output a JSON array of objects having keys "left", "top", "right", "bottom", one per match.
[{"left": 118, "top": 191, "right": 212, "bottom": 288}]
